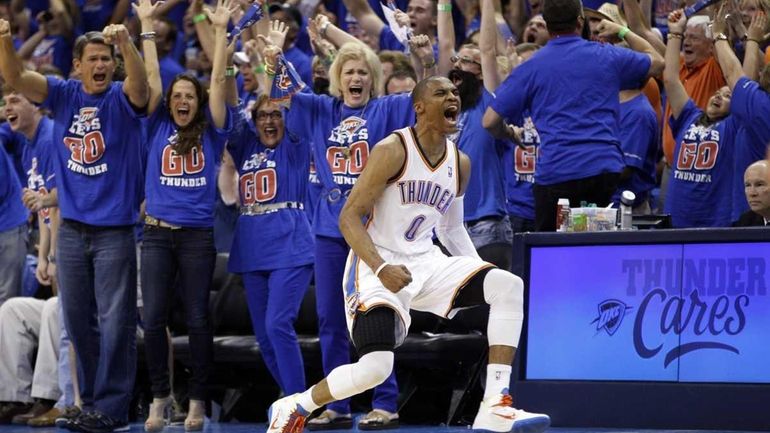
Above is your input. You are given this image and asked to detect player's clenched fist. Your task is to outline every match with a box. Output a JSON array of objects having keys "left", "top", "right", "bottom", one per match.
[{"left": 378, "top": 264, "right": 412, "bottom": 293}]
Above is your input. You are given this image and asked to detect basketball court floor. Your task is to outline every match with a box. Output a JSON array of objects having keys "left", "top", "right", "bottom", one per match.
[{"left": 0, "top": 424, "right": 756, "bottom": 433}]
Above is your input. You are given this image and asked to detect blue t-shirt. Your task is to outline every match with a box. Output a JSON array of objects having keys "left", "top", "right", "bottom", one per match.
[
  {"left": 42, "top": 77, "right": 145, "bottom": 226},
  {"left": 306, "top": 152, "right": 323, "bottom": 226},
  {"left": 144, "top": 103, "right": 233, "bottom": 227},
  {"left": 729, "top": 77, "right": 770, "bottom": 222},
  {"left": 0, "top": 123, "right": 25, "bottom": 184},
  {"left": 614, "top": 93, "right": 658, "bottom": 206},
  {"left": 0, "top": 146, "right": 28, "bottom": 232},
  {"left": 505, "top": 116, "right": 539, "bottom": 220},
  {"left": 226, "top": 113, "right": 314, "bottom": 272},
  {"left": 285, "top": 92, "right": 415, "bottom": 237},
  {"left": 450, "top": 91, "right": 507, "bottom": 221},
  {"left": 491, "top": 35, "right": 651, "bottom": 185},
  {"left": 22, "top": 117, "right": 57, "bottom": 225},
  {"left": 665, "top": 100, "right": 736, "bottom": 228}
]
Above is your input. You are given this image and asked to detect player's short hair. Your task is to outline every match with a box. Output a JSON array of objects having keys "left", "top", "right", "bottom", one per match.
[
  {"left": 73, "top": 31, "right": 115, "bottom": 60},
  {"left": 411, "top": 76, "right": 448, "bottom": 105},
  {"left": 329, "top": 42, "right": 383, "bottom": 99}
]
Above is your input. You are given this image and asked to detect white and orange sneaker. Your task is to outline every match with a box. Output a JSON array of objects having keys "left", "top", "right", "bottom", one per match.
[
  {"left": 266, "top": 394, "right": 310, "bottom": 433},
  {"left": 472, "top": 394, "right": 550, "bottom": 433}
]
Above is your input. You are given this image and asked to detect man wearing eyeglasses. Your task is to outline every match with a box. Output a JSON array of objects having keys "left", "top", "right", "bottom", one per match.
[
  {"left": 482, "top": 0, "right": 664, "bottom": 231},
  {"left": 0, "top": 20, "right": 148, "bottom": 433}
]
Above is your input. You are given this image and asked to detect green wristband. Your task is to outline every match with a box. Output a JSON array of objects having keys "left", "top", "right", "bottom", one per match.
[
  {"left": 437, "top": 3, "right": 452, "bottom": 12},
  {"left": 618, "top": 26, "right": 630, "bottom": 40},
  {"left": 193, "top": 13, "right": 207, "bottom": 24}
]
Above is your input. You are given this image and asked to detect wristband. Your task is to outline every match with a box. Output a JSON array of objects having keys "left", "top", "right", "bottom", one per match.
[
  {"left": 193, "top": 13, "right": 207, "bottom": 24},
  {"left": 438, "top": 3, "right": 452, "bottom": 12},
  {"left": 140, "top": 31, "right": 156, "bottom": 40},
  {"left": 667, "top": 32, "right": 683, "bottom": 40},
  {"left": 253, "top": 64, "right": 265, "bottom": 74},
  {"left": 617, "top": 26, "right": 630, "bottom": 40},
  {"left": 374, "top": 262, "right": 388, "bottom": 278},
  {"left": 225, "top": 66, "right": 237, "bottom": 77}
]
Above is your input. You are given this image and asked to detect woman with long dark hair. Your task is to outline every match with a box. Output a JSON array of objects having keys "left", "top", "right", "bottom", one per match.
[{"left": 134, "top": 0, "right": 236, "bottom": 430}]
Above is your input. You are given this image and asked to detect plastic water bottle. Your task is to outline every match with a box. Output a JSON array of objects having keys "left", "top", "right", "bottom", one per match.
[
  {"left": 556, "top": 198, "right": 570, "bottom": 232},
  {"left": 619, "top": 191, "right": 635, "bottom": 230}
]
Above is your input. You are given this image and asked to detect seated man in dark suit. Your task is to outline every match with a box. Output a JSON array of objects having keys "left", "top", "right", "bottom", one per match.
[{"left": 734, "top": 161, "right": 770, "bottom": 227}]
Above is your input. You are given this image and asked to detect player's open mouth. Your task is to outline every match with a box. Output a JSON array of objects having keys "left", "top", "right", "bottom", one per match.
[
  {"left": 93, "top": 74, "right": 107, "bottom": 83},
  {"left": 444, "top": 105, "right": 459, "bottom": 124}
]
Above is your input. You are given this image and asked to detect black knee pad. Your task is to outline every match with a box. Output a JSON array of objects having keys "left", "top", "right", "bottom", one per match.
[{"left": 352, "top": 307, "right": 397, "bottom": 356}]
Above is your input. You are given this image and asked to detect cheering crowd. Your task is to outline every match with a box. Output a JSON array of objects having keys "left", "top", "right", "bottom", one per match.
[{"left": 0, "top": 0, "right": 769, "bottom": 431}]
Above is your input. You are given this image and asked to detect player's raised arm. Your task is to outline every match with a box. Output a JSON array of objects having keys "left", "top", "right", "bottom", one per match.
[
  {"left": 339, "top": 134, "right": 413, "bottom": 293},
  {"left": 0, "top": 19, "right": 48, "bottom": 103}
]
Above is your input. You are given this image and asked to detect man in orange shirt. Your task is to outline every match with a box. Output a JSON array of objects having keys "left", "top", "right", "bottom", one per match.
[{"left": 662, "top": 15, "right": 725, "bottom": 165}]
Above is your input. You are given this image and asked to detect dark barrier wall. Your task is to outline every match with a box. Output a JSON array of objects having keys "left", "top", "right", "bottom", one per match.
[{"left": 513, "top": 228, "right": 770, "bottom": 431}]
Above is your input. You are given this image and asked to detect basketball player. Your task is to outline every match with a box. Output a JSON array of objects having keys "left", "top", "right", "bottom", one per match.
[{"left": 265, "top": 76, "right": 550, "bottom": 433}]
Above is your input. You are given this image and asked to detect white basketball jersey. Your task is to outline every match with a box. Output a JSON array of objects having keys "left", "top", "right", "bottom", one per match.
[{"left": 366, "top": 127, "right": 460, "bottom": 255}]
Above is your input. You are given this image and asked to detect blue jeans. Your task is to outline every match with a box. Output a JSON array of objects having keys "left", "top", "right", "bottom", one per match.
[
  {"left": 466, "top": 216, "right": 513, "bottom": 270},
  {"left": 57, "top": 300, "right": 76, "bottom": 408},
  {"left": 243, "top": 266, "right": 312, "bottom": 394},
  {"left": 141, "top": 226, "right": 215, "bottom": 401},
  {"left": 315, "top": 236, "right": 399, "bottom": 414},
  {"left": 0, "top": 223, "right": 27, "bottom": 305},
  {"left": 56, "top": 220, "right": 137, "bottom": 421}
]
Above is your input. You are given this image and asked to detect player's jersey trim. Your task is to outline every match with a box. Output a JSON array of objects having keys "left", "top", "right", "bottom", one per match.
[
  {"left": 408, "top": 127, "right": 447, "bottom": 172},
  {"left": 387, "top": 131, "right": 409, "bottom": 184},
  {"left": 443, "top": 263, "right": 496, "bottom": 317}
]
